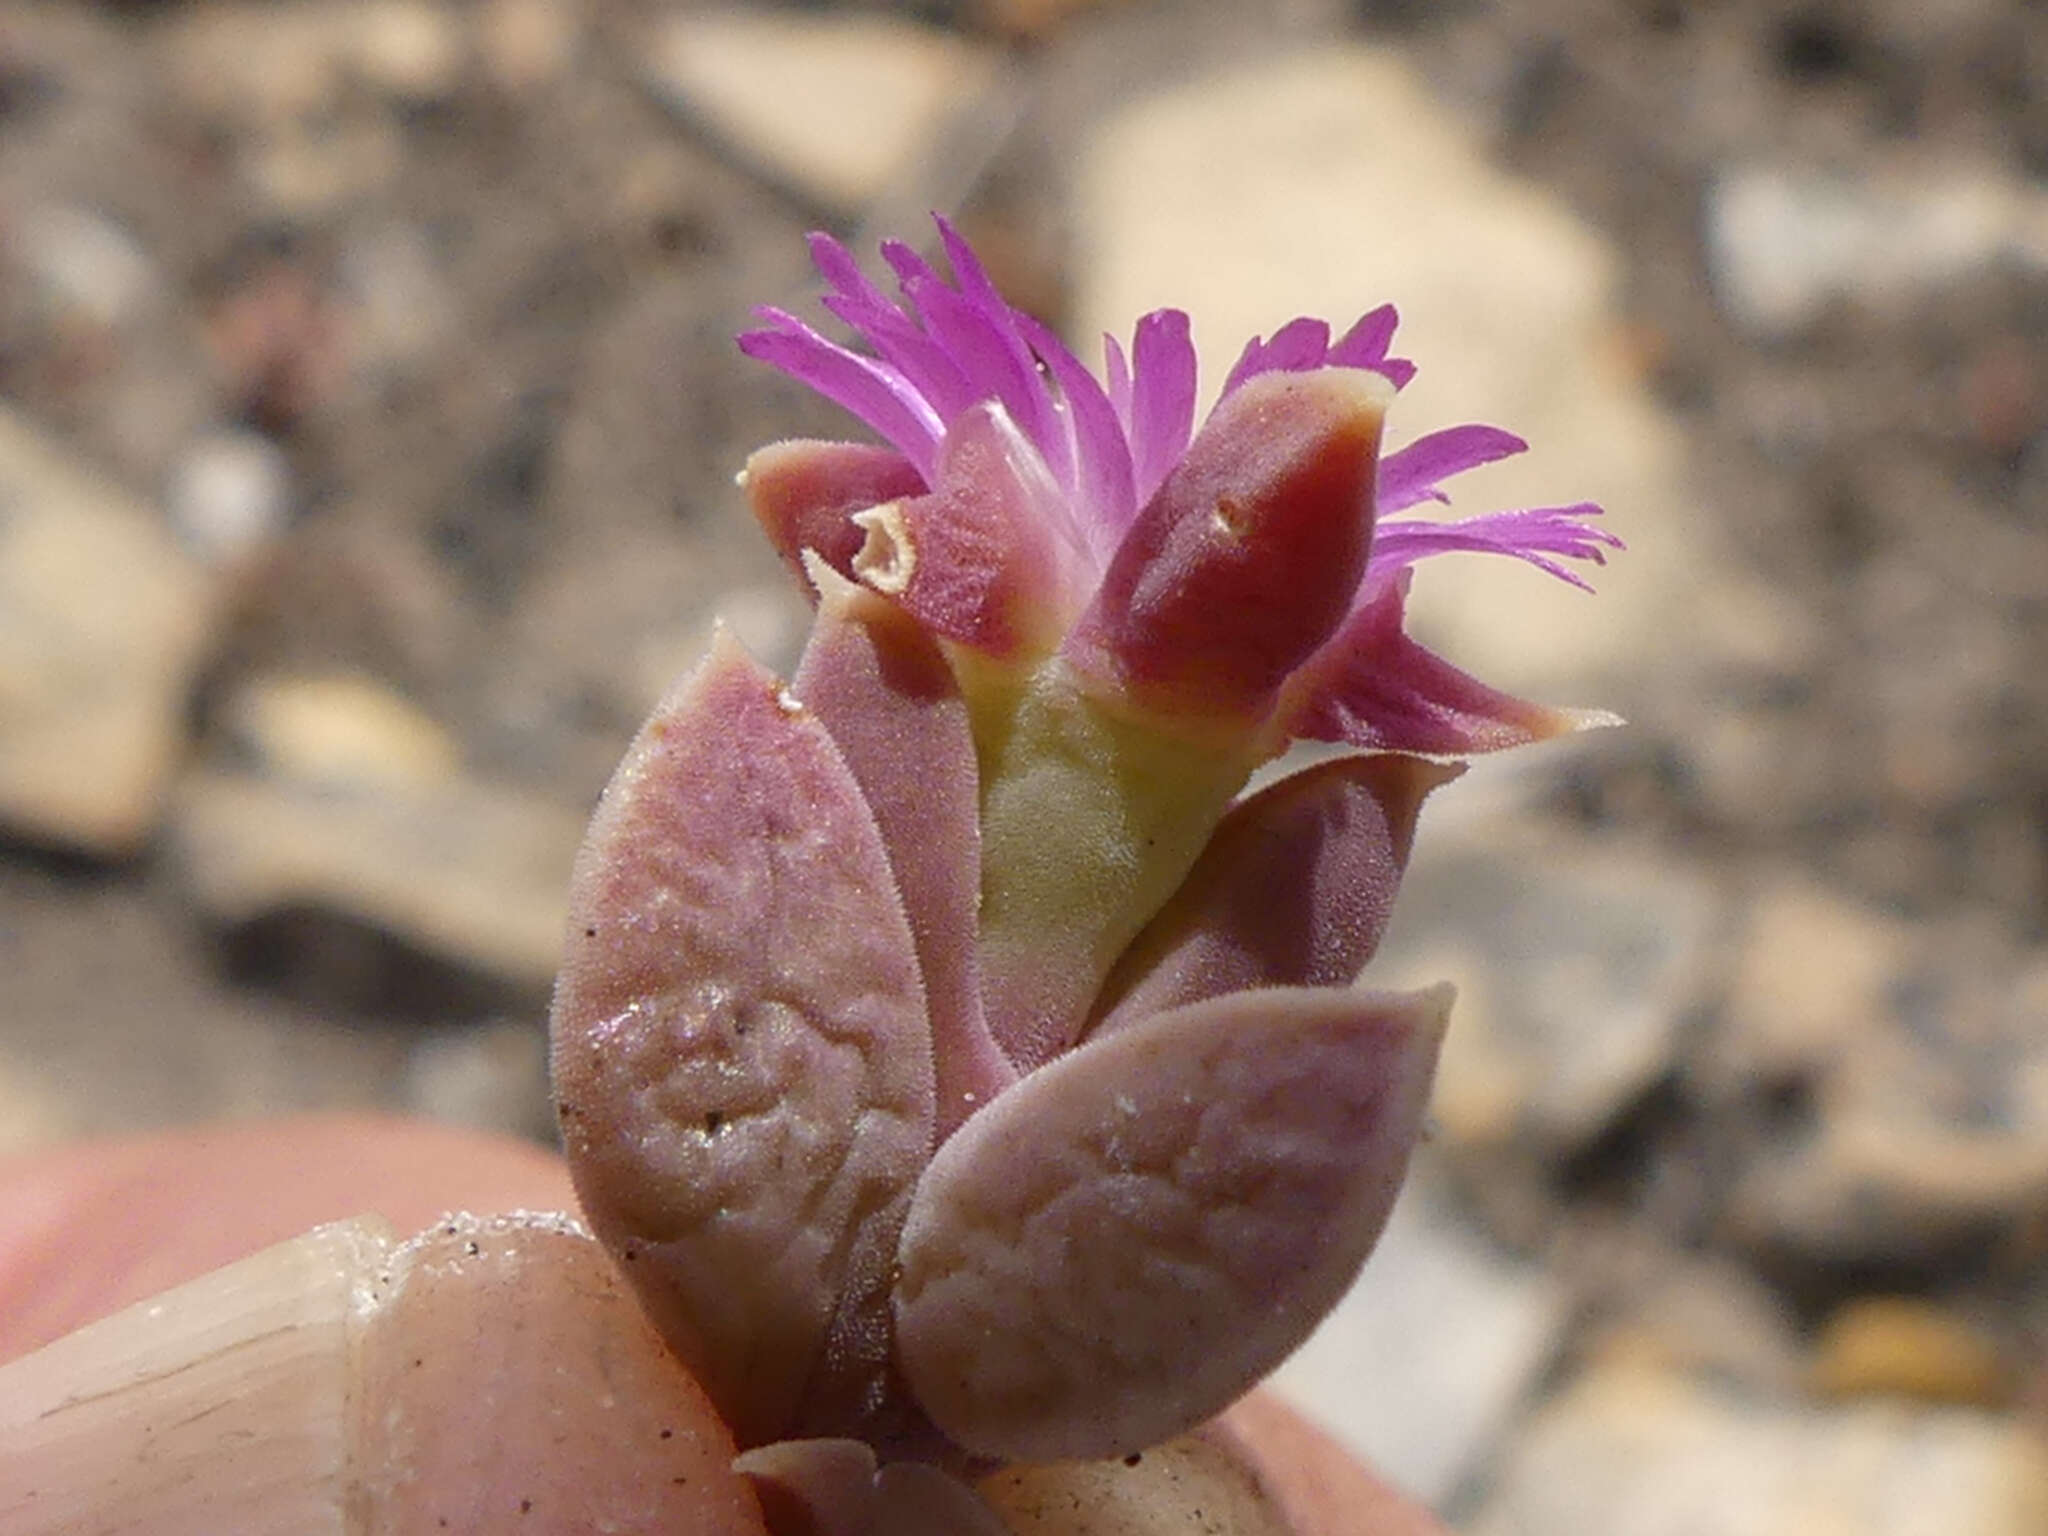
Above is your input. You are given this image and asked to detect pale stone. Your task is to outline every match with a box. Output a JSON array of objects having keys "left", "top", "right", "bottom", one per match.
[
  {"left": 221, "top": 673, "right": 461, "bottom": 795},
  {"left": 1705, "top": 163, "right": 2048, "bottom": 341},
  {"left": 644, "top": 11, "right": 998, "bottom": 212},
  {"left": 1710, "top": 877, "right": 1913, "bottom": 1087},
  {"left": 1073, "top": 48, "right": 1704, "bottom": 700},
  {"left": 1810, "top": 1298, "right": 2013, "bottom": 1409},
  {"left": 0, "top": 407, "right": 219, "bottom": 855},
  {"left": 167, "top": 429, "right": 292, "bottom": 567},
  {"left": 170, "top": 768, "right": 583, "bottom": 992},
  {"left": 1473, "top": 1359, "right": 2048, "bottom": 1536},
  {"left": 1710, "top": 883, "right": 2048, "bottom": 1264},
  {"left": 1372, "top": 829, "right": 1721, "bottom": 1154},
  {"left": 1270, "top": 1160, "right": 1570, "bottom": 1508},
  {"left": 479, "top": 0, "right": 581, "bottom": 91},
  {"left": 352, "top": 0, "right": 465, "bottom": 103}
]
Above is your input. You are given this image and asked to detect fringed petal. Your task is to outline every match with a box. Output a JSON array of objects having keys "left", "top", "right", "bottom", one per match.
[
  {"left": 1126, "top": 308, "right": 1197, "bottom": 508},
  {"left": 1376, "top": 423, "right": 1527, "bottom": 513},
  {"left": 1373, "top": 501, "right": 1622, "bottom": 591},
  {"left": 1014, "top": 311, "right": 1137, "bottom": 555},
  {"left": 737, "top": 310, "right": 944, "bottom": 480}
]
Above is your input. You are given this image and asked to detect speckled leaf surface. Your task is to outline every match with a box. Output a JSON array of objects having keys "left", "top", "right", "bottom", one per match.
[
  {"left": 893, "top": 983, "right": 1452, "bottom": 1463},
  {"left": 551, "top": 630, "right": 934, "bottom": 1448}
]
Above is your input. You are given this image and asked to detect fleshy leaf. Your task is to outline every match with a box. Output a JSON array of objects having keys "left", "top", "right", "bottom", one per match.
[
  {"left": 1064, "top": 367, "right": 1392, "bottom": 722},
  {"left": 793, "top": 564, "right": 1017, "bottom": 1141},
  {"left": 847, "top": 402, "right": 1088, "bottom": 659},
  {"left": 1089, "top": 753, "right": 1462, "bottom": 1035},
  {"left": 1284, "top": 576, "right": 1622, "bottom": 755},
  {"left": 736, "top": 1439, "right": 1010, "bottom": 1536},
  {"left": 893, "top": 983, "right": 1452, "bottom": 1463},
  {"left": 741, "top": 439, "right": 928, "bottom": 599},
  {"left": 550, "top": 630, "right": 935, "bottom": 1448}
]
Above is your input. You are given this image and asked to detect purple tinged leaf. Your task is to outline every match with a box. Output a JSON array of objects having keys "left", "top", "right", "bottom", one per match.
[
  {"left": 1064, "top": 367, "right": 1391, "bottom": 721},
  {"left": 893, "top": 983, "right": 1453, "bottom": 1463},
  {"left": 850, "top": 401, "right": 1089, "bottom": 658},
  {"left": 1090, "top": 753, "right": 1463, "bottom": 1035},
  {"left": 741, "top": 439, "right": 928, "bottom": 599},
  {"left": 550, "top": 630, "right": 934, "bottom": 1449},
  {"left": 793, "top": 565, "right": 1018, "bottom": 1142},
  {"left": 734, "top": 1439, "right": 878, "bottom": 1536},
  {"left": 1375, "top": 424, "right": 1527, "bottom": 513},
  {"left": 1285, "top": 577, "right": 1623, "bottom": 755},
  {"left": 735, "top": 1437, "right": 1010, "bottom": 1536}
]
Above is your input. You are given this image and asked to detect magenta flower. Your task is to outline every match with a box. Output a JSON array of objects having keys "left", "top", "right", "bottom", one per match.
[{"left": 549, "top": 219, "right": 1619, "bottom": 1494}]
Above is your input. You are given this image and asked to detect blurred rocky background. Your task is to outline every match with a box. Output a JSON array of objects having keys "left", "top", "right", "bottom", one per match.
[{"left": 1, "top": 0, "right": 2045, "bottom": 1528}]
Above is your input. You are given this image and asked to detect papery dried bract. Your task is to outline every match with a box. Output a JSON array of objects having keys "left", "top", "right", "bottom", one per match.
[
  {"left": 551, "top": 631, "right": 935, "bottom": 1448},
  {"left": 893, "top": 983, "right": 1451, "bottom": 1463}
]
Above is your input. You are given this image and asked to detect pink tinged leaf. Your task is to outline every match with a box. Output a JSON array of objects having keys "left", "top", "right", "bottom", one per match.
[
  {"left": 735, "top": 1439, "right": 878, "bottom": 1536},
  {"left": 549, "top": 630, "right": 935, "bottom": 1449},
  {"left": 1375, "top": 424, "right": 1527, "bottom": 513},
  {"left": 1126, "top": 308, "right": 1198, "bottom": 508},
  {"left": 741, "top": 439, "right": 928, "bottom": 598},
  {"left": 849, "top": 401, "right": 1089, "bottom": 658},
  {"left": 893, "top": 983, "right": 1453, "bottom": 1463},
  {"left": 1285, "top": 577, "right": 1623, "bottom": 755},
  {"left": 738, "top": 312, "right": 945, "bottom": 479},
  {"left": 793, "top": 567, "right": 1018, "bottom": 1143},
  {"left": 1064, "top": 367, "right": 1393, "bottom": 722},
  {"left": 1090, "top": 753, "right": 1464, "bottom": 1035}
]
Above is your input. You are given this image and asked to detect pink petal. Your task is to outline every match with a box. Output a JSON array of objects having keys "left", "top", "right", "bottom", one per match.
[
  {"left": 1014, "top": 311, "right": 1138, "bottom": 552},
  {"left": 740, "top": 438, "right": 927, "bottom": 598},
  {"left": 737, "top": 311, "right": 944, "bottom": 479},
  {"left": 1375, "top": 423, "right": 1527, "bottom": 513},
  {"left": 793, "top": 569, "right": 1018, "bottom": 1143},
  {"left": 1217, "top": 316, "right": 1332, "bottom": 398},
  {"left": 1126, "top": 308, "right": 1197, "bottom": 507},
  {"left": 1090, "top": 752, "right": 1462, "bottom": 1034},
  {"left": 551, "top": 630, "right": 934, "bottom": 1448},
  {"left": 893, "top": 982, "right": 1452, "bottom": 1462},
  {"left": 1287, "top": 577, "right": 1622, "bottom": 755},
  {"left": 1328, "top": 304, "right": 1416, "bottom": 388},
  {"left": 1371, "top": 502, "right": 1622, "bottom": 591}
]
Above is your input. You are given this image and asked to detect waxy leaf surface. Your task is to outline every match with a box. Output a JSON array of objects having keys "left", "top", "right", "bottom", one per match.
[
  {"left": 892, "top": 983, "right": 1451, "bottom": 1462},
  {"left": 551, "top": 631, "right": 934, "bottom": 1447}
]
